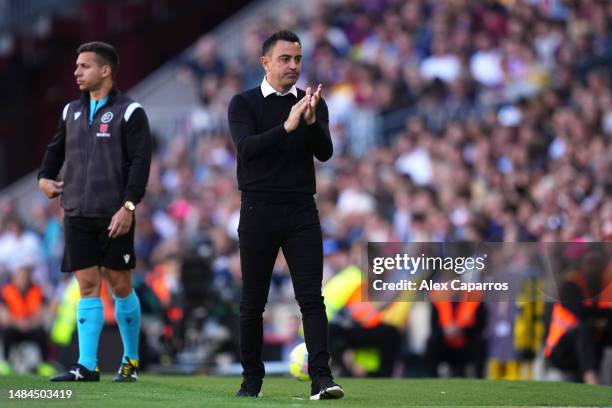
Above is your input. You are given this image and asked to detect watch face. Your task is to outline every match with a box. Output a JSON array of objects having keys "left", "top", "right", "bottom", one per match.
[{"left": 125, "top": 202, "right": 135, "bottom": 211}]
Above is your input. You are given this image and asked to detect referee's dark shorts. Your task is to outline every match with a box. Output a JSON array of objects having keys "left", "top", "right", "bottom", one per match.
[
  {"left": 61, "top": 216, "right": 136, "bottom": 272},
  {"left": 237, "top": 192, "right": 332, "bottom": 381}
]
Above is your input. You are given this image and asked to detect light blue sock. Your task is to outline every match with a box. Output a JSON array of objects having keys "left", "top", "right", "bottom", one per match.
[
  {"left": 76, "top": 297, "right": 104, "bottom": 371},
  {"left": 114, "top": 289, "right": 141, "bottom": 362}
]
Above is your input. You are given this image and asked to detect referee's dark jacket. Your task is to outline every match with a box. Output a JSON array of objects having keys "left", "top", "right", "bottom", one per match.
[{"left": 38, "top": 87, "right": 152, "bottom": 217}]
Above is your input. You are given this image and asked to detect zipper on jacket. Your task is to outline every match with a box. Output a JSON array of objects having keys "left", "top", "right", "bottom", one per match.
[{"left": 82, "top": 104, "right": 104, "bottom": 214}]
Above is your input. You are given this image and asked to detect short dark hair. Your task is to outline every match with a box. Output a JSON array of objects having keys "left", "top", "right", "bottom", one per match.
[
  {"left": 262, "top": 30, "right": 301, "bottom": 56},
  {"left": 77, "top": 41, "right": 119, "bottom": 78}
]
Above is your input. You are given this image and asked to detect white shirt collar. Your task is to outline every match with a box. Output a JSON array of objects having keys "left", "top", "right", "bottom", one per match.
[{"left": 260, "top": 76, "right": 297, "bottom": 98}]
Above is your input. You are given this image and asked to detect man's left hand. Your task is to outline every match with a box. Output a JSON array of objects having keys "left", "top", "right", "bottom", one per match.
[
  {"left": 303, "top": 84, "right": 322, "bottom": 125},
  {"left": 108, "top": 207, "right": 133, "bottom": 238}
]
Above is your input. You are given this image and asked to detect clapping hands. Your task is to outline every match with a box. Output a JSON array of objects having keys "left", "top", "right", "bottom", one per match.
[
  {"left": 283, "top": 84, "right": 323, "bottom": 133},
  {"left": 303, "top": 84, "right": 322, "bottom": 125}
]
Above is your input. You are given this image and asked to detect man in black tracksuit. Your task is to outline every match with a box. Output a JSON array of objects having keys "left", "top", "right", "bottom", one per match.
[
  {"left": 227, "top": 30, "right": 343, "bottom": 400},
  {"left": 38, "top": 42, "right": 151, "bottom": 382}
]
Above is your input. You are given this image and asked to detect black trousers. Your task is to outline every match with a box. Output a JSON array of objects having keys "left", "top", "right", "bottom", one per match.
[
  {"left": 548, "top": 322, "right": 612, "bottom": 376},
  {"left": 3, "top": 327, "right": 49, "bottom": 361},
  {"left": 329, "top": 322, "right": 401, "bottom": 377},
  {"left": 238, "top": 197, "right": 331, "bottom": 381},
  {"left": 425, "top": 332, "right": 486, "bottom": 378}
]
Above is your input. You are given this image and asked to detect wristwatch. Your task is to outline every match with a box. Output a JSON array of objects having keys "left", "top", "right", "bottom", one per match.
[{"left": 124, "top": 201, "right": 136, "bottom": 212}]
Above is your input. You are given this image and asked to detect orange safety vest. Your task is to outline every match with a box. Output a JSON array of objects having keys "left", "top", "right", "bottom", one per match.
[
  {"left": 544, "top": 270, "right": 612, "bottom": 357},
  {"left": 1, "top": 284, "right": 43, "bottom": 319},
  {"left": 433, "top": 301, "right": 481, "bottom": 349},
  {"left": 100, "top": 281, "right": 115, "bottom": 324},
  {"left": 346, "top": 286, "right": 382, "bottom": 329},
  {"left": 146, "top": 264, "right": 171, "bottom": 305}
]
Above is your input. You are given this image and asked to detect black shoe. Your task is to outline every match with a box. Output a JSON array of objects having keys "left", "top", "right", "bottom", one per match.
[
  {"left": 310, "top": 376, "right": 344, "bottom": 400},
  {"left": 235, "top": 378, "right": 262, "bottom": 397},
  {"left": 50, "top": 363, "right": 100, "bottom": 382},
  {"left": 113, "top": 357, "right": 139, "bottom": 382}
]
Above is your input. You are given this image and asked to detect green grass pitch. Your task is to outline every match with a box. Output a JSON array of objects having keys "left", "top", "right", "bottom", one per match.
[{"left": 1, "top": 375, "right": 610, "bottom": 407}]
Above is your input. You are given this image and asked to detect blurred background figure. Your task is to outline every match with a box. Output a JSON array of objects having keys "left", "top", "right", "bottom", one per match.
[
  {"left": 426, "top": 293, "right": 487, "bottom": 378},
  {"left": 544, "top": 245, "right": 612, "bottom": 384},
  {"left": 0, "top": 264, "right": 55, "bottom": 376}
]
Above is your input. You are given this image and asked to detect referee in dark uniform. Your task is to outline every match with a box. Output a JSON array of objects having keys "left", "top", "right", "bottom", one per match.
[
  {"left": 228, "top": 30, "right": 343, "bottom": 400},
  {"left": 38, "top": 42, "right": 151, "bottom": 382}
]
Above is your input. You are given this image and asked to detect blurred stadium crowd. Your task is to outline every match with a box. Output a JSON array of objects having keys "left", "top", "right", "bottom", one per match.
[{"left": 1, "top": 0, "right": 611, "bottom": 382}]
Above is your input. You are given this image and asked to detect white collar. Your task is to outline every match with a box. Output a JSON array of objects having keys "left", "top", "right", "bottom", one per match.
[{"left": 260, "top": 76, "right": 297, "bottom": 98}]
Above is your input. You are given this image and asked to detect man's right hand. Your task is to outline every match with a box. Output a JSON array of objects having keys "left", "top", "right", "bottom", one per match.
[
  {"left": 583, "top": 370, "right": 598, "bottom": 385},
  {"left": 284, "top": 94, "right": 311, "bottom": 133},
  {"left": 38, "top": 178, "right": 63, "bottom": 199},
  {"left": 443, "top": 323, "right": 461, "bottom": 339}
]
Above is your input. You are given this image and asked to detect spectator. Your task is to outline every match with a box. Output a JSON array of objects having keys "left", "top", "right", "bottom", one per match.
[{"left": 0, "top": 265, "right": 54, "bottom": 375}]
